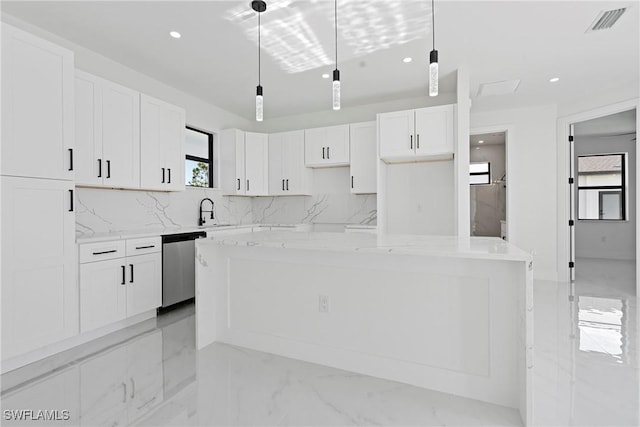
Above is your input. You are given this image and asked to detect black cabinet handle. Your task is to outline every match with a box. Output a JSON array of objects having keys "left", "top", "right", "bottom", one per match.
[
  {"left": 129, "top": 264, "right": 134, "bottom": 283},
  {"left": 69, "top": 189, "right": 74, "bottom": 212},
  {"left": 282, "top": 179, "right": 285, "bottom": 191},
  {"left": 168, "top": 168, "right": 171, "bottom": 184},
  {"left": 410, "top": 135, "right": 413, "bottom": 149},
  {"left": 286, "top": 179, "right": 289, "bottom": 191},
  {"left": 322, "top": 147, "right": 325, "bottom": 159},
  {"left": 98, "top": 159, "right": 102, "bottom": 178},
  {"left": 246, "top": 179, "right": 250, "bottom": 191},
  {"left": 135, "top": 245, "right": 155, "bottom": 250},
  {"left": 161, "top": 168, "right": 165, "bottom": 183},
  {"left": 351, "top": 176, "right": 354, "bottom": 189},
  {"left": 417, "top": 134, "right": 420, "bottom": 149},
  {"left": 121, "top": 265, "right": 126, "bottom": 285},
  {"left": 68, "top": 148, "right": 73, "bottom": 171},
  {"left": 237, "top": 178, "right": 240, "bottom": 191},
  {"left": 106, "top": 160, "right": 111, "bottom": 178},
  {"left": 327, "top": 147, "right": 330, "bottom": 159},
  {"left": 92, "top": 249, "right": 117, "bottom": 255}
]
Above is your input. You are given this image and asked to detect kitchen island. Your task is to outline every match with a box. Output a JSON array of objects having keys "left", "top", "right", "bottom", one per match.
[{"left": 195, "top": 230, "right": 533, "bottom": 425}]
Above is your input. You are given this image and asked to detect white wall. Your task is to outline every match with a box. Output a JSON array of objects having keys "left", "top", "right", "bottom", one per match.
[
  {"left": 574, "top": 135, "right": 636, "bottom": 260},
  {"left": 471, "top": 105, "right": 559, "bottom": 280}
]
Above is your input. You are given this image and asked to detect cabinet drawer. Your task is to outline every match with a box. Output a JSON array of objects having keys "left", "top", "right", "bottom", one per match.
[
  {"left": 79, "top": 240, "right": 126, "bottom": 263},
  {"left": 126, "top": 237, "right": 161, "bottom": 256}
]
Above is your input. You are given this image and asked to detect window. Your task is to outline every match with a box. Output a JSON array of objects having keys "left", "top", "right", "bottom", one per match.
[
  {"left": 469, "top": 162, "right": 490, "bottom": 185},
  {"left": 577, "top": 153, "right": 626, "bottom": 220},
  {"left": 185, "top": 126, "right": 214, "bottom": 188}
]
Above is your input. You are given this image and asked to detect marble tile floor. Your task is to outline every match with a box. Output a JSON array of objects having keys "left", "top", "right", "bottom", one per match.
[{"left": 1, "top": 257, "right": 637, "bottom": 426}]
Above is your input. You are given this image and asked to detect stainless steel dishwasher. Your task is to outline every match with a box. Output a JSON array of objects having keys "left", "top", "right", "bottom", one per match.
[{"left": 161, "top": 231, "right": 206, "bottom": 309}]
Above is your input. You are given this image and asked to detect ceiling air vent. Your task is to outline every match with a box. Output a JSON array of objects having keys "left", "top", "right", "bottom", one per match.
[{"left": 587, "top": 8, "right": 627, "bottom": 32}]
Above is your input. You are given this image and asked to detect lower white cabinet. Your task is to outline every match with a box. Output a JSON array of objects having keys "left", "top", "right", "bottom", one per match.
[
  {"left": 1, "top": 176, "right": 78, "bottom": 361},
  {"left": 79, "top": 237, "right": 161, "bottom": 333}
]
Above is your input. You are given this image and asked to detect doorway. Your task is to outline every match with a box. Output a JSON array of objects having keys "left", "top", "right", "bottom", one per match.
[{"left": 469, "top": 132, "right": 506, "bottom": 238}]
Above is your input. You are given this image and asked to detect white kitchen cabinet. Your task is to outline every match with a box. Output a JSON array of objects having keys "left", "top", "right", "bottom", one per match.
[
  {"left": 74, "top": 70, "right": 140, "bottom": 189},
  {"left": 1, "top": 176, "right": 78, "bottom": 360},
  {"left": 1, "top": 24, "right": 74, "bottom": 181},
  {"left": 269, "top": 130, "right": 311, "bottom": 195},
  {"left": 304, "top": 124, "right": 350, "bottom": 167},
  {"left": 378, "top": 104, "right": 454, "bottom": 163},
  {"left": 140, "top": 94, "right": 186, "bottom": 191},
  {"left": 220, "top": 129, "right": 246, "bottom": 195},
  {"left": 245, "top": 132, "right": 269, "bottom": 196},
  {"left": 127, "top": 332, "right": 164, "bottom": 422},
  {"left": 349, "top": 121, "right": 377, "bottom": 194},
  {"left": 79, "top": 238, "right": 161, "bottom": 333}
]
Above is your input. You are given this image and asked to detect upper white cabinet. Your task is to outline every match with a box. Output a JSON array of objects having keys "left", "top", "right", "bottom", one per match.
[
  {"left": 74, "top": 70, "right": 140, "bottom": 188},
  {"left": 304, "top": 124, "right": 350, "bottom": 167},
  {"left": 269, "top": 130, "right": 311, "bottom": 195},
  {"left": 220, "top": 129, "right": 269, "bottom": 196},
  {"left": 349, "top": 121, "right": 377, "bottom": 194},
  {"left": 1, "top": 176, "right": 78, "bottom": 360},
  {"left": 1, "top": 24, "right": 74, "bottom": 180},
  {"left": 140, "top": 94, "right": 186, "bottom": 191},
  {"left": 378, "top": 104, "right": 454, "bottom": 163}
]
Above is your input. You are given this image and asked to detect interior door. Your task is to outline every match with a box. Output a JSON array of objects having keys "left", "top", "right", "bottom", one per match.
[{"left": 569, "top": 123, "right": 576, "bottom": 282}]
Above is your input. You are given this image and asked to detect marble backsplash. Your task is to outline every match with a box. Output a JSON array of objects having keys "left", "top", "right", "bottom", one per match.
[{"left": 75, "top": 187, "right": 377, "bottom": 238}]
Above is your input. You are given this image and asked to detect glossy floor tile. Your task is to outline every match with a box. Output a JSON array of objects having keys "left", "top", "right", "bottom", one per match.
[{"left": 1, "top": 257, "right": 637, "bottom": 426}]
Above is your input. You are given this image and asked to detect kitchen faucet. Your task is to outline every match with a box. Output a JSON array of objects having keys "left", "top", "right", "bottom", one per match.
[{"left": 199, "top": 198, "right": 215, "bottom": 226}]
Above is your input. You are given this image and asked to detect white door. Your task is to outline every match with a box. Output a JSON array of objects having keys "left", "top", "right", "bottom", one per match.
[
  {"left": 268, "top": 132, "right": 286, "bottom": 195},
  {"left": 101, "top": 80, "right": 140, "bottom": 188},
  {"left": 127, "top": 331, "right": 164, "bottom": 422},
  {"left": 378, "top": 109, "right": 415, "bottom": 161},
  {"left": 415, "top": 104, "right": 454, "bottom": 156},
  {"left": 126, "top": 252, "right": 162, "bottom": 317},
  {"left": 80, "top": 258, "right": 127, "bottom": 333},
  {"left": 245, "top": 132, "right": 269, "bottom": 196},
  {"left": 74, "top": 71, "right": 103, "bottom": 186},
  {"left": 1, "top": 24, "right": 74, "bottom": 181},
  {"left": 1, "top": 176, "right": 77, "bottom": 360},
  {"left": 350, "top": 122, "right": 377, "bottom": 194},
  {"left": 282, "top": 130, "right": 309, "bottom": 195},
  {"left": 304, "top": 127, "right": 325, "bottom": 166},
  {"left": 324, "top": 124, "right": 350, "bottom": 165}
]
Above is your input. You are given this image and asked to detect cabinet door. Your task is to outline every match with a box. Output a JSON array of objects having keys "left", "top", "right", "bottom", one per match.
[
  {"left": 415, "top": 104, "right": 454, "bottom": 156},
  {"left": 244, "top": 132, "right": 269, "bottom": 196},
  {"left": 80, "top": 258, "right": 127, "bottom": 333},
  {"left": 79, "top": 346, "right": 128, "bottom": 427},
  {"left": 349, "top": 122, "right": 377, "bottom": 194},
  {"left": 324, "top": 124, "right": 350, "bottom": 166},
  {"left": 101, "top": 80, "right": 140, "bottom": 189},
  {"left": 1, "top": 24, "right": 74, "bottom": 181},
  {"left": 1, "top": 176, "right": 77, "bottom": 360},
  {"left": 127, "top": 331, "right": 164, "bottom": 422},
  {"left": 126, "top": 252, "right": 162, "bottom": 318},
  {"left": 282, "top": 130, "right": 310, "bottom": 195},
  {"left": 304, "top": 127, "right": 325, "bottom": 167},
  {"left": 378, "top": 109, "right": 415, "bottom": 161},
  {"left": 219, "top": 129, "right": 245, "bottom": 195},
  {"left": 268, "top": 132, "right": 286, "bottom": 195},
  {"left": 74, "top": 71, "right": 103, "bottom": 186},
  {"left": 162, "top": 103, "right": 186, "bottom": 192}
]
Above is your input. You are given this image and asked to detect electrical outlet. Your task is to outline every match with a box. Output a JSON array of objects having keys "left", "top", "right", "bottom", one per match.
[{"left": 319, "top": 295, "right": 329, "bottom": 313}]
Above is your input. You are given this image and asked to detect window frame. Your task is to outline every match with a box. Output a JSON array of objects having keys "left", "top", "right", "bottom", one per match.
[
  {"left": 185, "top": 126, "right": 214, "bottom": 188},
  {"left": 469, "top": 161, "right": 491, "bottom": 186},
  {"left": 577, "top": 152, "right": 627, "bottom": 221}
]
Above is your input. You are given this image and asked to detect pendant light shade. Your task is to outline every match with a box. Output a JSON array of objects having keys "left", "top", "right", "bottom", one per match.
[
  {"left": 429, "top": 0, "right": 438, "bottom": 97},
  {"left": 253, "top": 0, "right": 266, "bottom": 121},
  {"left": 332, "top": 0, "right": 341, "bottom": 110}
]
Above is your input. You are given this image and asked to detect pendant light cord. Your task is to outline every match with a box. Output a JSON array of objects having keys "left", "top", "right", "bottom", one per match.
[
  {"left": 431, "top": 0, "right": 435, "bottom": 49},
  {"left": 258, "top": 10, "right": 261, "bottom": 86},
  {"left": 334, "top": 0, "right": 338, "bottom": 70}
]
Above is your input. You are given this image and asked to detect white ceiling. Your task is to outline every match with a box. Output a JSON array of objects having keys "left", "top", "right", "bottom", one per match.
[{"left": 2, "top": 1, "right": 638, "bottom": 121}]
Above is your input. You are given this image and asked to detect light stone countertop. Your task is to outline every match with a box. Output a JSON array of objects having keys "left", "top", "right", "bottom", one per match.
[
  {"left": 75, "top": 224, "right": 255, "bottom": 244},
  {"left": 199, "top": 230, "right": 533, "bottom": 263}
]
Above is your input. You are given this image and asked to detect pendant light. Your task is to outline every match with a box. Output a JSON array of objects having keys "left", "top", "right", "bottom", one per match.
[
  {"left": 252, "top": 0, "right": 266, "bottom": 121},
  {"left": 429, "top": 0, "right": 438, "bottom": 97},
  {"left": 332, "top": 0, "right": 341, "bottom": 110}
]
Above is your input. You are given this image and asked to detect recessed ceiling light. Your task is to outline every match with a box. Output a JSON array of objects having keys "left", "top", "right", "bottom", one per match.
[
  {"left": 169, "top": 31, "right": 181, "bottom": 39},
  {"left": 475, "top": 147, "right": 481, "bottom": 150},
  {"left": 549, "top": 77, "right": 560, "bottom": 83},
  {"left": 478, "top": 140, "right": 484, "bottom": 144},
  {"left": 403, "top": 57, "right": 412, "bottom": 63},
  {"left": 322, "top": 73, "right": 330, "bottom": 79}
]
